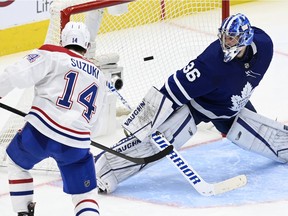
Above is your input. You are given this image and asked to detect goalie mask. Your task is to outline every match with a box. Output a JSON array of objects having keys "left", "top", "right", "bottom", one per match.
[
  {"left": 218, "top": 13, "right": 254, "bottom": 62},
  {"left": 61, "top": 21, "right": 91, "bottom": 50}
]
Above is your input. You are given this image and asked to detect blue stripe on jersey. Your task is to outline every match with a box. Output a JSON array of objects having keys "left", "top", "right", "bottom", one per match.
[
  {"left": 164, "top": 79, "right": 182, "bottom": 107},
  {"left": 29, "top": 112, "right": 90, "bottom": 142},
  {"left": 10, "top": 191, "right": 33, "bottom": 196},
  {"left": 76, "top": 208, "right": 99, "bottom": 216}
]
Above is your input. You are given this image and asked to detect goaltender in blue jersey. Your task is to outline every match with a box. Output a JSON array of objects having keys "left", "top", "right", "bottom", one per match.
[
  {"left": 160, "top": 25, "right": 273, "bottom": 134},
  {"left": 94, "top": 13, "right": 288, "bottom": 194}
]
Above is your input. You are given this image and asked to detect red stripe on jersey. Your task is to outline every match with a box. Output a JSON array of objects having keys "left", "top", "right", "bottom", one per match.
[
  {"left": 9, "top": 178, "right": 33, "bottom": 184},
  {"left": 75, "top": 199, "right": 99, "bottom": 208},
  {"left": 30, "top": 106, "right": 90, "bottom": 135}
]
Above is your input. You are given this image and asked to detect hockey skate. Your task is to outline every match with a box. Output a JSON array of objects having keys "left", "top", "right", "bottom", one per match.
[{"left": 18, "top": 202, "right": 36, "bottom": 216}]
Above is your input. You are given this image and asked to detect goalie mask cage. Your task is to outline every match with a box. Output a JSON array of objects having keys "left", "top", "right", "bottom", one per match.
[{"left": 0, "top": 0, "right": 229, "bottom": 171}]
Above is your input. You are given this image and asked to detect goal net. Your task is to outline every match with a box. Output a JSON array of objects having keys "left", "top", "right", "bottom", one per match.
[{"left": 0, "top": 0, "right": 228, "bottom": 171}]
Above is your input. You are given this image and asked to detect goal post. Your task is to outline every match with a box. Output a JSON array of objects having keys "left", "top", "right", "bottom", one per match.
[
  {"left": 222, "top": 0, "right": 230, "bottom": 20},
  {"left": 0, "top": 0, "right": 230, "bottom": 171}
]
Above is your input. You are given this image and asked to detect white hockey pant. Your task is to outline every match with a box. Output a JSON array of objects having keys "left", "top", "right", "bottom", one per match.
[
  {"left": 95, "top": 105, "right": 197, "bottom": 193},
  {"left": 227, "top": 108, "right": 288, "bottom": 163}
]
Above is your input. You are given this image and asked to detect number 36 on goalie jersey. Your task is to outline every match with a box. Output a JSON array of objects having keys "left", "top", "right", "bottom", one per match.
[{"left": 183, "top": 61, "right": 201, "bottom": 82}]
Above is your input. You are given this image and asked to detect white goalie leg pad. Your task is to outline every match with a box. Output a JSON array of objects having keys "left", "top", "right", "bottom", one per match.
[
  {"left": 227, "top": 108, "right": 288, "bottom": 163},
  {"left": 95, "top": 153, "right": 119, "bottom": 193},
  {"left": 95, "top": 105, "right": 196, "bottom": 193},
  {"left": 157, "top": 105, "right": 197, "bottom": 150},
  {"left": 122, "top": 86, "right": 174, "bottom": 141},
  {"left": 95, "top": 136, "right": 158, "bottom": 193}
]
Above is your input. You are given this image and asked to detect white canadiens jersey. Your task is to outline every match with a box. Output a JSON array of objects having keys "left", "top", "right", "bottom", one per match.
[{"left": 0, "top": 45, "right": 108, "bottom": 148}]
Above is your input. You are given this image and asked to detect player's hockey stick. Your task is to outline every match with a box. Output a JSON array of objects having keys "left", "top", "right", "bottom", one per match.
[
  {"left": 0, "top": 102, "right": 172, "bottom": 164},
  {"left": 91, "top": 139, "right": 172, "bottom": 164},
  {"left": 151, "top": 131, "right": 247, "bottom": 196}
]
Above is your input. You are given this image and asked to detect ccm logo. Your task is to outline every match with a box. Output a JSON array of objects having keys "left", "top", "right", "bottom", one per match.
[{"left": 0, "top": 0, "right": 15, "bottom": 7}]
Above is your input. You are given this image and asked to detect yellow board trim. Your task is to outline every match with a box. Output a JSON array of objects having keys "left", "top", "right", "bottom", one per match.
[{"left": 0, "top": 20, "right": 50, "bottom": 57}]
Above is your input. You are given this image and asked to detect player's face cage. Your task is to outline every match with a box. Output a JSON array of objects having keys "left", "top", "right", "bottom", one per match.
[{"left": 218, "top": 30, "right": 244, "bottom": 62}]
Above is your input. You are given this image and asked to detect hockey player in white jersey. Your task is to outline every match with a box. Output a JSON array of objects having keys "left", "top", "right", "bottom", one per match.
[
  {"left": 95, "top": 13, "right": 288, "bottom": 194},
  {"left": 0, "top": 22, "right": 107, "bottom": 215}
]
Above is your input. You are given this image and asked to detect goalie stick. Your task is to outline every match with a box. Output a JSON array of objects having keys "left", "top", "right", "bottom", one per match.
[
  {"left": 151, "top": 131, "right": 247, "bottom": 196},
  {"left": 0, "top": 102, "right": 172, "bottom": 164},
  {"left": 108, "top": 87, "right": 248, "bottom": 195}
]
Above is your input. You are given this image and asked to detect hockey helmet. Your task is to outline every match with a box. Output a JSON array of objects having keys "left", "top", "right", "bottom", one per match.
[
  {"left": 218, "top": 13, "right": 254, "bottom": 62},
  {"left": 61, "top": 21, "right": 91, "bottom": 50}
]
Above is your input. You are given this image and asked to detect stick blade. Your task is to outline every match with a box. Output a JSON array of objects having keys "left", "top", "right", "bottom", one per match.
[{"left": 213, "top": 174, "right": 247, "bottom": 195}]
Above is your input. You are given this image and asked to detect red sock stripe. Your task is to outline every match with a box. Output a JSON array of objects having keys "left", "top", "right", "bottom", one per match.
[
  {"left": 76, "top": 199, "right": 99, "bottom": 208},
  {"left": 9, "top": 178, "right": 33, "bottom": 184}
]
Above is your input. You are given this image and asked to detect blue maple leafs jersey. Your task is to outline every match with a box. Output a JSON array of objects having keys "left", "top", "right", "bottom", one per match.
[{"left": 160, "top": 27, "right": 273, "bottom": 120}]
